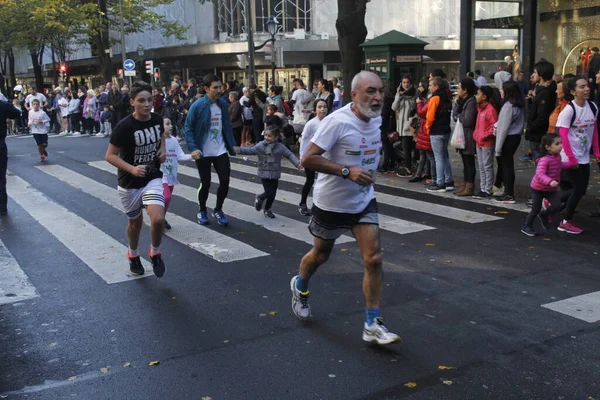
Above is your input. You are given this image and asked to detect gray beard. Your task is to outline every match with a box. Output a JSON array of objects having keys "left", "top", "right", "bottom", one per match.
[{"left": 356, "top": 101, "right": 382, "bottom": 119}]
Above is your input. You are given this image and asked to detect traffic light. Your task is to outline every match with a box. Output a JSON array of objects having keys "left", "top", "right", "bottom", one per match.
[
  {"left": 59, "top": 64, "right": 67, "bottom": 81},
  {"left": 145, "top": 60, "right": 154, "bottom": 74},
  {"left": 153, "top": 67, "right": 160, "bottom": 82},
  {"left": 236, "top": 54, "right": 247, "bottom": 69},
  {"left": 117, "top": 68, "right": 123, "bottom": 78}
]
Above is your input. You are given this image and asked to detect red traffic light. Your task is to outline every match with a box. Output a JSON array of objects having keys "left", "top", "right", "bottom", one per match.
[{"left": 59, "top": 64, "right": 66, "bottom": 72}]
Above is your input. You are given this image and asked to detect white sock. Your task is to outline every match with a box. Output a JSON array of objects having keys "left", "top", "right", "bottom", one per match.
[
  {"left": 128, "top": 247, "right": 139, "bottom": 257},
  {"left": 150, "top": 246, "right": 160, "bottom": 256}
]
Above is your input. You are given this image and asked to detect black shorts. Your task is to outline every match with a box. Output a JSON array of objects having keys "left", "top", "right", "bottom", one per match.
[
  {"left": 309, "top": 198, "right": 379, "bottom": 241},
  {"left": 243, "top": 119, "right": 253, "bottom": 126},
  {"left": 33, "top": 134, "right": 48, "bottom": 146}
]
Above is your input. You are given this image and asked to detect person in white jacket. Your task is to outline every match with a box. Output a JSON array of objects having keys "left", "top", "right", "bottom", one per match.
[
  {"left": 391, "top": 77, "right": 417, "bottom": 176},
  {"left": 160, "top": 117, "right": 197, "bottom": 229}
]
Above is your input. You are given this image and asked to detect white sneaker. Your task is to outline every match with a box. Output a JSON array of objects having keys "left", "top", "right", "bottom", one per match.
[
  {"left": 94, "top": 133, "right": 106, "bottom": 138},
  {"left": 492, "top": 185, "right": 505, "bottom": 197},
  {"left": 362, "top": 317, "right": 401, "bottom": 345},
  {"left": 290, "top": 275, "right": 311, "bottom": 320},
  {"left": 72, "top": 132, "right": 81, "bottom": 136}
]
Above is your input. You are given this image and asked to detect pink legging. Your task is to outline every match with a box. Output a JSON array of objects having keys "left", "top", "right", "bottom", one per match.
[{"left": 163, "top": 183, "right": 174, "bottom": 213}]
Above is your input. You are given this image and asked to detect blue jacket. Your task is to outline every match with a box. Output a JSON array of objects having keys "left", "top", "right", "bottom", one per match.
[{"left": 184, "top": 95, "right": 236, "bottom": 155}]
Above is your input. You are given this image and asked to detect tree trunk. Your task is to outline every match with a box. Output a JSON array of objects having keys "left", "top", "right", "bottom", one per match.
[
  {"left": 96, "top": 0, "right": 112, "bottom": 83},
  {"left": 8, "top": 49, "right": 16, "bottom": 95},
  {"left": 51, "top": 45, "right": 58, "bottom": 87},
  {"left": 336, "top": 0, "right": 368, "bottom": 103},
  {"left": 30, "top": 48, "right": 44, "bottom": 90}
]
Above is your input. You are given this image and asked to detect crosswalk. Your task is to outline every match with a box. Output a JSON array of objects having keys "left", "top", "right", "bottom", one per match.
[{"left": 2, "top": 156, "right": 509, "bottom": 305}]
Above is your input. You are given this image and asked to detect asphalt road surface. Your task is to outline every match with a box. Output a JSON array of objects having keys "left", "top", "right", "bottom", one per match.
[{"left": 1, "top": 133, "right": 599, "bottom": 400}]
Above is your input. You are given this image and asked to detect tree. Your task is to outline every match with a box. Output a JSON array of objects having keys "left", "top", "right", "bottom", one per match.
[{"left": 336, "top": 0, "right": 369, "bottom": 103}]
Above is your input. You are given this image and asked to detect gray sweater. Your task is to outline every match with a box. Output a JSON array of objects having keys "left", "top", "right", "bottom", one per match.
[
  {"left": 238, "top": 141, "right": 300, "bottom": 180},
  {"left": 495, "top": 102, "right": 524, "bottom": 156}
]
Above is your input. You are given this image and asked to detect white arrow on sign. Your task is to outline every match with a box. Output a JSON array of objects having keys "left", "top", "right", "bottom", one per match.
[{"left": 123, "top": 59, "right": 136, "bottom": 71}]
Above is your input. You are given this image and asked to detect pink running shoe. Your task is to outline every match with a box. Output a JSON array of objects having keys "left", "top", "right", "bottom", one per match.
[
  {"left": 542, "top": 198, "right": 553, "bottom": 222},
  {"left": 558, "top": 220, "right": 583, "bottom": 235}
]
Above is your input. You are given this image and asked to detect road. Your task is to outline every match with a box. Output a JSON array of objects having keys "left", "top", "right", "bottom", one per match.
[{"left": 1, "top": 133, "right": 600, "bottom": 400}]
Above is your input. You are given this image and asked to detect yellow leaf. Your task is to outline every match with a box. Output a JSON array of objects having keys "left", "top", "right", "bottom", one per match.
[
  {"left": 543, "top": 238, "right": 552, "bottom": 241},
  {"left": 438, "top": 365, "right": 457, "bottom": 370},
  {"left": 100, "top": 367, "right": 109, "bottom": 373},
  {"left": 442, "top": 380, "right": 453, "bottom": 385},
  {"left": 201, "top": 397, "right": 213, "bottom": 400},
  {"left": 68, "top": 376, "right": 77, "bottom": 381},
  {"left": 223, "top": 340, "right": 230, "bottom": 343},
  {"left": 528, "top": 246, "right": 535, "bottom": 249},
  {"left": 445, "top": 260, "right": 452, "bottom": 264},
  {"left": 148, "top": 361, "right": 160, "bottom": 366},
  {"left": 268, "top": 311, "right": 277, "bottom": 316},
  {"left": 425, "top": 243, "right": 436, "bottom": 247},
  {"left": 123, "top": 362, "right": 131, "bottom": 367},
  {"left": 340, "top": 248, "right": 348, "bottom": 252},
  {"left": 494, "top": 211, "right": 509, "bottom": 215},
  {"left": 404, "top": 382, "right": 417, "bottom": 388}
]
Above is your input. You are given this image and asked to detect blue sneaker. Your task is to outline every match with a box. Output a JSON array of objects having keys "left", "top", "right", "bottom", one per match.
[
  {"left": 519, "top": 154, "right": 533, "bottom": 162},
  {"left": 197, "top": 210, "right": 209, "bottom": 225},
  {"left": 212, "top": 210, "right": 229, "bottom": 226}
]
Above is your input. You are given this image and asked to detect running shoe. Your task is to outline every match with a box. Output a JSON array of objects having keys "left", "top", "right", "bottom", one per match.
[
  {"left": 362, "top": 317, "right": 402, "bottom": 345},
  {"left": 426, "top": 184, "right": 446, "bottom": 193},
  {"left": 264, "top": 209, "right": 275, "bottom": 218},
  {"left": 492, "top": 185, "right": 505, "bottom": 197},
  {"left": 408, "top": 176, "right": 423, "bottom": 183},
  {"left": 212, "top": 210, "right": 229, "bottom": 226},
  {"left": 493, "top": 195, "right": 516, "bottom": 204},
  {"left": 40, "top": 155, "right": 45, "bottom": 162},
  {"left": 128, "top": 252, "right": 145, "bottom": 275},
  {"left": 164, "top": 219, "right": 171, "bottom": 230},
  {"left": 94, "top": 133, "right": 106, "bottom": 138},
  {"left": 60, "top": 131, "right": 71, "bottom": 136},
  {"left": 520, "top": 154, "right": 533, "bottom": 162},
  {"left": 558, "top": 220, "right": 583, "bottom": 235},
  {"left": 197, "top": 210, "right": 209, "bottom": 225},
  {"left": 537, "top": 213, "right": 550, "bottom": 230},
  {"left": 43, "top": 149, "right": 48, "bottom": 157},
  {"left": 290, "top": 275, "right": 311, "bottom": 320},
  {"left": 520, "top": 224, "right": 537, "bottom": 237},
  {"left": 472, "top": 191, "right": 492, "bottom": 199},
  {"left": 298, "top": 204, "right": 311, "bottom": 216},
  {"left": 148, "top": 249, "right": 166, "bottom": 278},
  {"left": 445, "top": 181, "right": 455, "bottom": 191},
  {"left": 72, "top": 132, "right": 81, "bottom": 136},
  {"left": 255, "top": 195, "right": 264, "bottom": 211}
]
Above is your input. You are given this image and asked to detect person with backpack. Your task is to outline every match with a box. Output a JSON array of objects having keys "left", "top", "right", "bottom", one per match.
[{"left": 554, "top": 76, "right": 600, "bottom": 234}]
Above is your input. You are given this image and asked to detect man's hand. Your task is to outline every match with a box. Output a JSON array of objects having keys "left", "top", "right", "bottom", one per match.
[
  {"left": 130, "top": 165, "right": 147, "bottom": 177},
  {"left": 191, "top": 150, "right": 203, "bottom": 160},
  {"left": 348, "top": 166, "right": 374, "bottom": 186},
  {"left": 157, "top": 148, "right": 166, "bottom": 163},
  {"left": 550, "top": 180, "right": 559, "bottom": 187},
  {"left": 233, "top": 146, "right": 241, "bottom": 153}
]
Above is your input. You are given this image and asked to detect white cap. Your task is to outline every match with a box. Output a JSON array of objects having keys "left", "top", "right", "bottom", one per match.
[{"left": 13, "top": 85, "right": 23, "bottom": 92}]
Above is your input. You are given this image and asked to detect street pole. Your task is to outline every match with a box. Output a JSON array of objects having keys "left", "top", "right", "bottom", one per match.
[
  {"left": 119, "top": 0, "right": 131, "bottom": 86},
  {"left": 245, "top": 0, "right": 256, "bottom": 86},
  {"left": 271, "top": 39, "right": 276, "bottom": 86}
]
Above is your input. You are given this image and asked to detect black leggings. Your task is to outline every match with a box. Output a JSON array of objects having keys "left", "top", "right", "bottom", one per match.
[
  {"left": 195, "top": 153, "right": 230, "bottom": 212},
  {"left": 562, "top": 164, "right": 590, "bottom": 220},
  {"left": 300, "top": 168, "right": 315, "bottom": 206},
  {"left": 460, "top": 153, "right": 476, "bottom": 183},
  {"left": 526, "top": 189, "right": 561, "bottom": 227},
  {"left": 260, "top": 178, "right": 279, "bottom": 210},
  {"left": 0, "top": 140, "right": 7, "bottom": 208},
  {"left": 401, "top": 136, "right": 415, "bottom": 170},
  {"left": 497, "top": 135, "right": 521, "bottom": 195}
]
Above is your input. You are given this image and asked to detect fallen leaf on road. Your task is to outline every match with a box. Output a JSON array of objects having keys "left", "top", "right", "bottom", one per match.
[
  {"left": 404, "top": 382, "right": 417, "bottom": 388},
  {"left": 340, "top": 248, "right": 348, "bottom": 252},
  {"left": 543, "top": 238, "right": 552, "bottom": 241},
  {"left": 425, "top": 243, "right": 436, "bottom": 247},
  {"left": 486, "top": 207, "right": 493, "bottom": 210},
  {"left": 494, "top": 211, "right": 509, "bottom": 215},
  {"left": 438, "top": 365, "right": 457, "bottom": 370},
  {"left": 68, "top": 376, "right": 77, "bottom": 381},
  {"left": 529, "top": 246, "right": 535, "bottom": 249},
  {"left": 148, "top": 361, "right": 160, "bottom": 366},
  {"left": 223, "top": 340, "right": 230, "bottom": 343},
  {"left": 171, "top": 297, "right": 176, "bottom": 300},
  {"left": 201, "top": 397, "right": 213, "bottom": 400},
  {"left": 445, "top": 260, "right": 452, "bottom": 264},
  {"left": 123, "top": 362, "right": 131, "bottom": 367},
  {"left": 443, "top": 380, "right": 453, "bottom": 385},
  {"left": 268, "top": 311, "right": 277, "bottom": 316},
  {"left": 100, "top": 367, "right": 109, "bottom": 373}
]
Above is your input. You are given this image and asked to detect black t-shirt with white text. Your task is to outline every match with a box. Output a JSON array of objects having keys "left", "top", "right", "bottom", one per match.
[{"left": 109, "top": 113, "right": 164, "bottom": 189}]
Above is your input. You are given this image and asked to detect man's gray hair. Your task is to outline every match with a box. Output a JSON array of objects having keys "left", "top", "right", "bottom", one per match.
[{"left": 351, "top": 71, "right": 379, "bottom": 91}]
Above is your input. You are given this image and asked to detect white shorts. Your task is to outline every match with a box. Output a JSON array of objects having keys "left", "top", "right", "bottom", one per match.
[{"left": 118, "top": 178, "right": 164, "bottom": 220}]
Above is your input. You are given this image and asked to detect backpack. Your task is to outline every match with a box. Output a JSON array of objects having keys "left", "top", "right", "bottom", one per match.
[
  {"left": 568, "top": 100, "right": 598, "bottom": 126},
  {"left": 282, "top": 100, "right": 292, "bottom": 117}
]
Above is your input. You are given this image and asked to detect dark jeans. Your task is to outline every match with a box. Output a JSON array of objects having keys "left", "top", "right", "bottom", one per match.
[
  {"left": 252, "top": 117, "right": 264, "bottom": 143},
  {"left": 0, "top": 140, "right": 7, "bottom": 209},
  {"left": 380, "top": 133, "right": 395, "bottom": 169},
  {"left": 232, "top": 126, "right": 242, "bottom": 146},
  {"left": 530, "top": 140, "right": 541, "bottom": 161},
  {"left": 497, "top": 135, "right": 521, "bottom": 196},
  {"left": 526, "top": 189, "right": 561, "bottom": 227},
  {"left": 562, "top": 164, "right": 590, "bottom": 220},
  {"left": 401, "top": 136, "right": 415, "bottom": 170},
  {"left": 300, "top": 168, "right": 315, "bottom": 205},
  {"left": 70, "top": 113, "right": 81, "bottom": 133},
  {"left": 461, "top": 153, "right": 476, "bottom": 183},
  {"left": 82, "top": 118, "right": 95, "bottom": 133},
  {"left": 260, "top": 178, "right": 279, "bottom": 210},
  {"left": 195, "top": 153, "right": 231, "bottom": 212}
]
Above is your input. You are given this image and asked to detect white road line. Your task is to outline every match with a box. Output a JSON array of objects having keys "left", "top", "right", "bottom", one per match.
[
  {"left": 89, "top": 161, "right": 353, "bottom": 245},
  {"left": 542, "top": 291, "right": 600, "bottom": 323},
  {"left": 0, "top": 239, "right": 39, "bottom": 305},
  {"left": 177, "top": 165, "right": 435, "bottom": 236},
  {"left": 37, "top": 165, "right": 268, "bottom": 263},
  {"left": 7, "top": 173, "right": 153, "bottom": 284},
  {"left": 230, "top": 160, "right": 502, "bottom": 224}
]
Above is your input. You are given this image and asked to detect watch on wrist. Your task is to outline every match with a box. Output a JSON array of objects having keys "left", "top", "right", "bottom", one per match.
[{"left": 341, "top": 166, "right": 350, "bottom": 179}]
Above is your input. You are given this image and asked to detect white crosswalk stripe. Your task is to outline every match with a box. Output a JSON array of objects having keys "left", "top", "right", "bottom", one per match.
[
  {"left": 176, "top": 165, "right": 436, "bottom": 236},
  {"left": 7, "top": 173, "right": 154, "bottom": 284},
  {"left": 229, "top": 160, "right": 503, "bottom": 223},
  {"left": 0, "top": 239, "right": 38, "bottom": 305},
  {"left": 88, "top": 161, "right": 354, "bottom": 245},
  {"left": 35, "top": 165, "right": 269, "bottom": 263}
]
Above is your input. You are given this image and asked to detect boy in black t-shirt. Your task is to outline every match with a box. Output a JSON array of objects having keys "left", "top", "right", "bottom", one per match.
[{"left": 105, "top": 81, "right": 168, "bottom": 278}]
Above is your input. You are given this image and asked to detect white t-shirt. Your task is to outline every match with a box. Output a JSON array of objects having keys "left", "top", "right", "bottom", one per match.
[
  {"left": 311, "top": 103, "right": 381, "bottom": 213},
  {"left": 299, "top": 116, "right": 323, "bottom": 159},
  {"left": 161, "top": 136, "right": 192, "bottom": 185},
  {"left": 28, "top": 109, "right": 50, "bottom": 134},
  {"left": 25, "top": 93, "right": 47, "bottom": 109},
  {"left": 556, "top": 101, "right": 597, "bottom": 164},
  {"left": 202, "top": 103, "right": 227, "bottom": 157},
  {"left": 57, "top": 98, "right": 68, "bottom": 116},
  {"left": 333, "top": 87, "right": 342, "bottom": 103},
  {"left": 292, "top": 88, "right": 312, "bottom": 125}
]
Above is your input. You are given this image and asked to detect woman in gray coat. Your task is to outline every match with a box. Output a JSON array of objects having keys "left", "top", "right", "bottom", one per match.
[
  {"left": 235, "top": 125, "right": 300, "bottom": 218},
  {"left": 453, "top": 78, "right": 478, "bottom": 196},
  {"left": 391, "top": 77, "right": 417, "bottom": 176}
]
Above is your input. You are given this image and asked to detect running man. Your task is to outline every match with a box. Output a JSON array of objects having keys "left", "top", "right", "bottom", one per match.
[
  {"left": 290, "top": 71, "right": 401, "bottom": 345},
  {"left": 105, "top": 81, "right": 168, "bottom": 278},
  {"left": 184, "top": 74, "right": 237, "bottom": 226}
]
